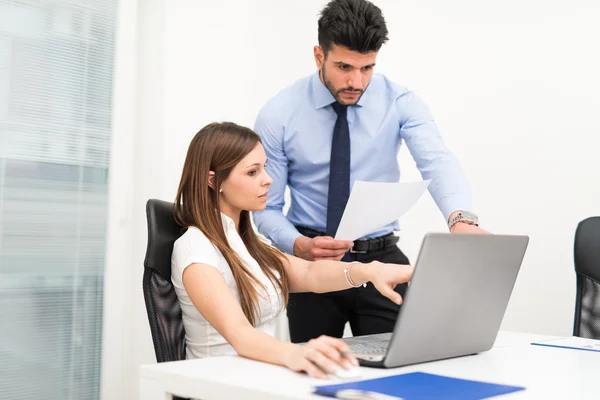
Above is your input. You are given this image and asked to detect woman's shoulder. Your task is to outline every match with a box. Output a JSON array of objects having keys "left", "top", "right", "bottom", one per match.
[
  {"left": 175, "top": 225, "right": 207, "bottom": 244},
  {"left": 172, "top": 226, "right": 221, "bottom": 272}
]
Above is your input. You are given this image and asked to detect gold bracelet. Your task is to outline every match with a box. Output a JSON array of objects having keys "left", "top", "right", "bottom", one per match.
[{"left": 344, "top": 261, "right": 367, "bottom": 288}]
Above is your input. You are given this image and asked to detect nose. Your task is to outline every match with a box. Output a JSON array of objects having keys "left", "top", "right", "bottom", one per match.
[
  {"left": 347, "top": 69, "right": 363, "bottom": 90},
  {"left": 263, "top": 171, "right": 273, "bottom": 187}
]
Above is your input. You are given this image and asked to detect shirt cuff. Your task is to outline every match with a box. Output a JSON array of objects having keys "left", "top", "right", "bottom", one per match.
[
  {"left": 438, "top": 196, "right": 473, "bottom": 222},
  {"left": 278, "top": 228, "right": 303, "bottom": 256}
]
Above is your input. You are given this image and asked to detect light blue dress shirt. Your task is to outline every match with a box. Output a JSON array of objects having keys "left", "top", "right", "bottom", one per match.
[{"left": 253, "top": 71, "right": 472, "bottom": 255}]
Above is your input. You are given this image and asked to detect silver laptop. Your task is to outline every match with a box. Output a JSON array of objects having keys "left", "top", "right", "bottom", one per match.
[{"left": 343, "top": 232, "right": 529, "bottom": 368}]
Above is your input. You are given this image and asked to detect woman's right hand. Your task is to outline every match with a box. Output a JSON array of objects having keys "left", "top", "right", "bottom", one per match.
[{"left": 283, "top": 335, "right": 359, "bottom": 379}]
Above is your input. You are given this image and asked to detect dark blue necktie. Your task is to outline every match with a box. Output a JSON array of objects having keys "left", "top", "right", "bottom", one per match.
[{"left": 326, "top": 102, "right": 351, "bottom": 238}]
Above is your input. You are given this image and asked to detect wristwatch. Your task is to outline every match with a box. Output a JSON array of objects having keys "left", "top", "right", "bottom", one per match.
[{"left": 448, "top": 211, "right": 479, "bottom": 230}]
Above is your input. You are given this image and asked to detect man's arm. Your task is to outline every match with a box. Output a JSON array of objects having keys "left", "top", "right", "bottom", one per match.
[
  {"left": 252, "top": 110, "right": 302, "bottom": 255},
  {"left": 398, "top": 92, "right": 473, "bottom": 223}
]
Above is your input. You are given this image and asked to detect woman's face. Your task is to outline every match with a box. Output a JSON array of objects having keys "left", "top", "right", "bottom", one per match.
[{"left": 219, "top": 142, "right": 272, "bottom": 215}]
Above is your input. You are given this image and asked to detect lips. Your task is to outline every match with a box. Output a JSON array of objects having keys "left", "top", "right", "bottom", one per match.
[{"left": 259, "top": 191, "right": 269, "bottom": 198}]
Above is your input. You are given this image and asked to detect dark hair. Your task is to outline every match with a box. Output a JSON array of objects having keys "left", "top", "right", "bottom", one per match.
[
  {"left": 174, "top": 122, "right": 289, "bottom": 326},
  {"left": 318, "top": 0, "right": 389, "bottom": 55}
]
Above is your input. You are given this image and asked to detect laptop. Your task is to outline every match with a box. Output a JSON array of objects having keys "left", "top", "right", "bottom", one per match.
[{"left": 342, "top": 232, "right": 529, "bottom": 368}]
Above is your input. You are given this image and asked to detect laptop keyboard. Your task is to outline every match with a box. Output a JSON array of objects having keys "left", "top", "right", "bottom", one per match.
[{"left": 349, "top": 340, "right": 390, "bottom": 355}]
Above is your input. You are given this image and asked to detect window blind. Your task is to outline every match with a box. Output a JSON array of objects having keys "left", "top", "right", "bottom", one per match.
[{"left": 0, "top": 1, "right": 117, "bottom": 399}]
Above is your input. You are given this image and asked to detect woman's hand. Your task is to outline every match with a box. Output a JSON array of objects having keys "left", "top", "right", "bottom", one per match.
[
  {"left": 283, "top": 335, "right": 359, "bottom": 379},
  {"left": 361, "top": 261, "right": 414, "bottom": 305}
]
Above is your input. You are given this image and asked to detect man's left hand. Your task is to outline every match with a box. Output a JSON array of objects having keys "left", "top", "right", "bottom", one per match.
[{"left": 450, "top": 222, "right": 489, "bottom": 234}]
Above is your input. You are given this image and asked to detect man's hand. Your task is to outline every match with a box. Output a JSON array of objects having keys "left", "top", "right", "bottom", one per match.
[
  {"left": 293, "top": 235, "right": 353, "bottom": 261},
  {"left": 450, "top": 222, "right": 489, "bottom": 234}
]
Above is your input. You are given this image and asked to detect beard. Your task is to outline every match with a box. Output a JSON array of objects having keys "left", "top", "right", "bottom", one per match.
[{"left": 321, "top": 63, "right": 366, "bottom": 105}]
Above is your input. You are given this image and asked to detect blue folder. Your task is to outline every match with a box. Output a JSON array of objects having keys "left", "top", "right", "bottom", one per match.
[{"left": 314, "top": 372, "right": 525, "bottom": 399}]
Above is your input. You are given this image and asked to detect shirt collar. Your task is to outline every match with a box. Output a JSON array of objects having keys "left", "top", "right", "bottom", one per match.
[
  {"left": 310, "top": 70, "right": 367, "bottom": 110},
  {"left": 311, "top": 71, "right": 335, "bottom": 110},
  {"left": 220, "top": 212, "right": 237, "bottom": 233}
]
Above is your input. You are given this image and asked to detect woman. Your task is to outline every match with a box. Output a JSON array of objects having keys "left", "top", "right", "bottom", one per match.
[{"left": 171, "top": 122, "right": 413, "bottom": 379}]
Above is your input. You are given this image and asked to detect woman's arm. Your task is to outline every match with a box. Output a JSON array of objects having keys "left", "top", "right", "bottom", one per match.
[
  {"left": 281, "top": 254, "right": 414, "bottom": 305},
  {"left": 182, "top": 263, "right": 358, "bottom": 378}
]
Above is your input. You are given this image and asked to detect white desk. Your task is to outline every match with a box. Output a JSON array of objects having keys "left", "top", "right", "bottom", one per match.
[{"left": 139, "top": 331, "right": 600, "bottom": 399}]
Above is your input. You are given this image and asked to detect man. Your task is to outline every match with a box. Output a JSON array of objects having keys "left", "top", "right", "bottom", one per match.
[{"left": 253, "top": 0, "right": 486, "bottom": 344}]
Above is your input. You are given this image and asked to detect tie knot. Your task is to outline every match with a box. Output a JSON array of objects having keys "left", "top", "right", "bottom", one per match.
[{"left": 332, "top": 102, "right": 348, "bottom": 117}]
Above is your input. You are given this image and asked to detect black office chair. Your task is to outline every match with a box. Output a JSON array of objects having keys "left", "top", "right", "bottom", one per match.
[
  {"left": 143, "top": 198, "right": 187, "bottom": 363},
  {"left": 573, "top": 216, "right": 600, "bottom": 339}
]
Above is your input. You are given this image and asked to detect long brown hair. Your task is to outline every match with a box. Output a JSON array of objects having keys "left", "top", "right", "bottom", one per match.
[{"left": 174, "top": 122, "right": 289, "bottom": 326}]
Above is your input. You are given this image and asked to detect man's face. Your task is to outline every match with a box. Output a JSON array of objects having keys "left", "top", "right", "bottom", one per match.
[{"left": 314, "top": 43, "right": 378, "bottom": 105}]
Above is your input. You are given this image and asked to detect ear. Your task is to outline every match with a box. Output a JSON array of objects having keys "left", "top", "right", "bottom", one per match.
[
  {"left": 314, "top": 45, "right": 325, "bottom": 70},
  {"left": 208, "top": 171, "right": 216, "bottom": 190}
]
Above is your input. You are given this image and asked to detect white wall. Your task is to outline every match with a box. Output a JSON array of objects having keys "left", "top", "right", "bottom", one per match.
[
  {"left": 100, "top": 0, "right": 139, "bottom": 397},
  {"left": 101, "top": 1, "right": 165, "bottom": 400},
  {"left": 104, "top": 0, "right": 600, "bottom": 397}
]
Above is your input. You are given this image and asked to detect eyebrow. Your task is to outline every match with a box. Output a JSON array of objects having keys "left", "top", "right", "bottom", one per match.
[
  {"left": 334, "top": 61, "right": 376, "bottom": 69},
  {"left": 245, "top": 160, "right": 268, "bottom": 168}
]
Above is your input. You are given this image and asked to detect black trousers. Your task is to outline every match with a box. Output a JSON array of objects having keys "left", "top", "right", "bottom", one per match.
[{"left": 287, "top": 228, "right": 410, "bottom": 343}]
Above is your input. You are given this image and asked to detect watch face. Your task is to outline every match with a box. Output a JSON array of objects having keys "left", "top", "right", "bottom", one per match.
[{"left": 460, "top": 211, "right": 479, "bottom": 223}]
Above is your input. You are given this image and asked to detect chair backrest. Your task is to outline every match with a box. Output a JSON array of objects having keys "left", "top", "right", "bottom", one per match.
[
  {"left": 573, "top": 216, "right": 600, "bottom": 339},
  {"left": 143, "top": 198, "right": 186, "bottom": 363}
]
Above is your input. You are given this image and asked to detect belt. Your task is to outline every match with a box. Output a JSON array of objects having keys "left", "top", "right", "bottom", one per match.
[{"left": 295, "top": 226, "right": 399, "bottom": 254}]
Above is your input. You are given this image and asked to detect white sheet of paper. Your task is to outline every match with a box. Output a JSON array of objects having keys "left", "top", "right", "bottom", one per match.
[
  {"left": 531, "top": 337, "right": 600, "bottom": 352},
  {"left": 334, "top": 180, "right": 431, "bottom": 241}
]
